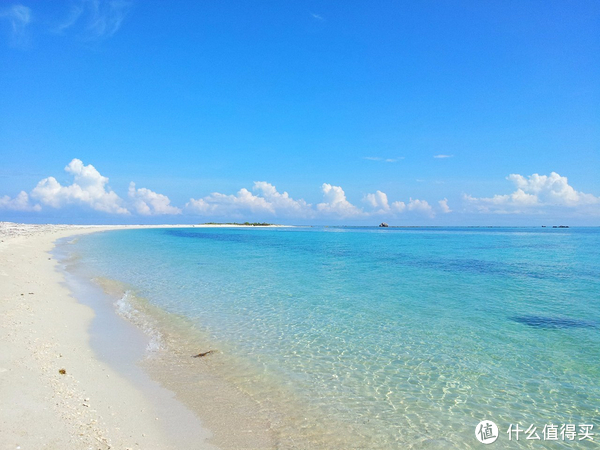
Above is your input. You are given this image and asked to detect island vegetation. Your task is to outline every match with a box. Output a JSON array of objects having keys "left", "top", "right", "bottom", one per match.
[{"left": 202, "top": 222, "right": 276, "bottom": 226}]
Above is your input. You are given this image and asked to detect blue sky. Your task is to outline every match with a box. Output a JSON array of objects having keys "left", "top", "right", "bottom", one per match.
[{"left": 1, "top": 0, "right": 598, "bottom": 225}]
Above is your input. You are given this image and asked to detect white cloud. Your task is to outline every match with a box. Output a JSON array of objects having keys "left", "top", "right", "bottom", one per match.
[
  {"left": 1, "top": 158, "right": 452, "bottom": 221},
  {"left": 364, "top": 190, "right": 407, "bottom": 214},
  {"left": 465, "top": 172, "right": 600, "bottom": 214},
  {"left": 364, "top": 156, "right": 403, "bottom": 163},
  {"left": 187, "top": 182, "right": 440, "bottom": 221},
  {"left": 434, "top": 154, "right": 453, "bottom": 159},
  {"left": 31, "top": 158, "right": 129, "bottom": 214},
  {"left": 4, "top": 159, "right": 181, "bottom": 217},
  {"left": 56, "top": 2, "right": 85, "bottom": 32},
  {"left": 317, "top": 184, "right": 364, "bottom": 218},
  {"left": 311, "top": 13, "right": 324, "bottom": 20},
  {"left": 187, "top": 188, "right": 275, "bottom": 217},
  {"left": 364, "top": 190, "right": 389, "bottom": 213},
  {"left": 363, "top": 191, "right": 438, "bottom": 217},
  {"left": 128, "top": 182, "right": 181, "bottom": 216},
  {"left": 186, "top": 182, "right": 437, "bottom": 221},
  {"left": 187, "top": 182, "right": 312, "bottom": 218},
  {"left": 0, "top": 191, "right": 40, "bottom": 211},
  {"left": 252, "top": 182, "right": 313, "bottom": 216},
  {"left": 508, "top": 173, "right": 599, "bottom": 206},
  {"left": 438, "top": 198, "right": 451, "bottom": 213},
  {"left": 57, "top": 0, "right": 131, "bottom": 39},
  {"left": 407, "top": 198, "right": 435, "bottom": 217},
  {"left": 390, "top": 201, "right": 406, "bottom": 213},
  {"left": 0, "top": 4, "right": 31, "bottom": 47}
]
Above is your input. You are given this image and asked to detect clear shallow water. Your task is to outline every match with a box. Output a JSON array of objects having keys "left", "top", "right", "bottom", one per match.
[{"left": 68, "top": 227, "right": 600, "bottom": 448}]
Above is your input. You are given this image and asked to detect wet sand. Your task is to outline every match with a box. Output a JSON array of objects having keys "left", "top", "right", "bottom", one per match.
[{"left": 0, "top": 223, "right": 280, "bottom": 450}]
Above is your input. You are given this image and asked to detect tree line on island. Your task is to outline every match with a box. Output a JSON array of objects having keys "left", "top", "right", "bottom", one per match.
[{"left": 202, "top": 222, "right": 275, "bottom": 226}]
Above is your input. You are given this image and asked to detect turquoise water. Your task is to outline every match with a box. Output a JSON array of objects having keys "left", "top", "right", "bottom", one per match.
[{"left": 68, "top": 227, "right": 600, "bottom": 448}]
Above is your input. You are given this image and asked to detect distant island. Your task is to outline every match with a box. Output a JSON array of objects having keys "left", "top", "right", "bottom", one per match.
[{"left": 202, "top": 222, "right": 277, "bottom": 226}]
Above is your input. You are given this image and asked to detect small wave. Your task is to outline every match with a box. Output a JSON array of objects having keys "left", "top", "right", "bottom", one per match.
[{"left": 115, "top": 290, "right": 164, "bottom": 353}]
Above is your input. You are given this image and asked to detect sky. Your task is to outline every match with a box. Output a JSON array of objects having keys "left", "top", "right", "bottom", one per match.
[{"left": 0, "top": 0, "right": 598, "bottom": 225}]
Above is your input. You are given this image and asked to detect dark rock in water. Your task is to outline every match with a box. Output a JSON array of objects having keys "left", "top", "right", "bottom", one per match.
[
  {"left": 379, "top": 222, "right": 389, "bottom": 228},
  {"left": 510, "top": 315, "right": 596, "bottom": 329}
]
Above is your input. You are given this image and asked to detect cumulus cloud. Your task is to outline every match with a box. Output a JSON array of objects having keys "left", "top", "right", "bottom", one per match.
[
  {"left": 463, "top": 190, "right": 537, "bottom": 214},
  {"left": 0, "top": 4, "right": 31, "bottom": 47},
  {"left": 128, "top": 182, "right": 181, "bottom": 216},
  {"left": 438, "top": 198, "right": 451, "bottom": 213},
  {"left": 186, "top": 182, "right": 439, "bottom": 221},
  {"left": 362, "top": 190, "right": 407, "bottom": 214},
  {"left": 253, "top": 182, "right": 313, "bottom": 216},
  {"left": 57, "top": 0, "right": 131, "bottom": 39},
  {"left": 186, "top": 182, "right": 312, "bottom": 218},
  {"left": 364, "top": 190, "right": 390, "bottom": 212},
  {"left": 187, "top": 188, "right": 275, "bottom": 217},
  {"left": 2, "top": 159, "right": 183, "bottom": 217},
  {"left": 31, "top": 159, "right": 129, "bottom": 214},
  {"left": 1, "top": 158, "right": 450, "bottom": 221},
  {"left": 465, "top": 172, "right": 600, "bottom": 214},
  {"left": 508, "top": 173, "right": 599, "bottom": 206},
  {"left": 0, "top": 191, "right": 40, "bottom": 211},
  {"left": 317, "top": 184, "right": 364, "bottom": 218},
  {"left": 363, "top": 190, "right": 438, "bottom": 217},
  {"left": 186, "top": 182, "right": 440, "bottom": 220},
  {"left": 390, "top": 201, "right": 406, "bottom": 213},
  {"left": 407, "top": 198, "right": 434, "bottom": 217}
]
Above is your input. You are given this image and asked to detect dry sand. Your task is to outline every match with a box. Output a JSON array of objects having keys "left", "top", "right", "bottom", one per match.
[{"left": 0, "top": 223, "right": 280, "bottom": 450}]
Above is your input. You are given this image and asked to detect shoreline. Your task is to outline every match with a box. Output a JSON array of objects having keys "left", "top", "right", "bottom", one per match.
[
  {"left": 4, "top": 223, "right": 595, "bottom": 449},
  {"left": 0, "top": 223, "right": 286, "bottom": 450},
  {"left": 51, "top": 226, "right": 359, "bottom": 450}
]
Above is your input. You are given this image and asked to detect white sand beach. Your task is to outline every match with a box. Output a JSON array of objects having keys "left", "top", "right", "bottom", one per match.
[{"left": 0, "top": 223, "right": 279, "bottom": 450}]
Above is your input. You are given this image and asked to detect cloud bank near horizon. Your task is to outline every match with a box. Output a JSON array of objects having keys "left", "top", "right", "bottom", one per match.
[
  {"left": 1, "top": 159, "right": 599, "bottom": 221},
  {"left": 0, "top": 159, "right": 448, "bottom": 220},
  {"left": 464, "top": 172, "right": 600, "bottom": 215},
  {"left": 30, "top": 159, "right": 130, "bottom": 215}
]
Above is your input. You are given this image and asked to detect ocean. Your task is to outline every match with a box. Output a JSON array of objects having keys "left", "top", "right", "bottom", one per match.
[{"left": 59, "top": 226, "right": 600, "bottom": 449}]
